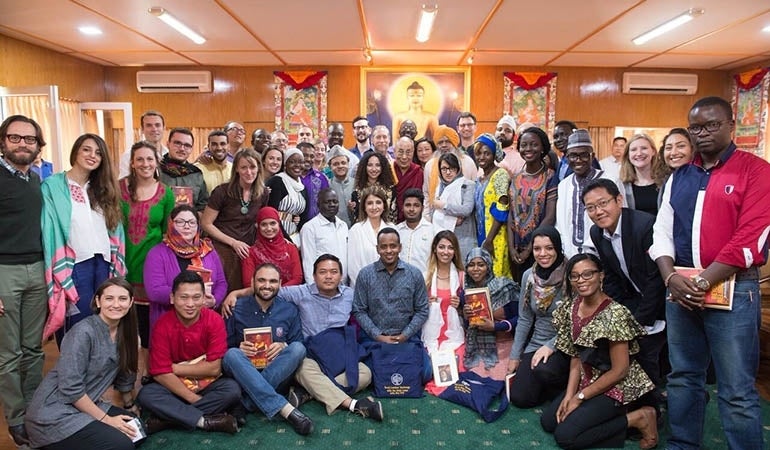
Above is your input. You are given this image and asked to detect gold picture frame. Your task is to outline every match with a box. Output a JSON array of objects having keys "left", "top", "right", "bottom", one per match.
[{"left": 360, "top": 67, "right": 471, "bottom": 141}]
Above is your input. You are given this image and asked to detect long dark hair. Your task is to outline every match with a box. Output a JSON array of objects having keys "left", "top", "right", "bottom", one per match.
[
  {"left": 354, "top": 152, "right": 394, "bottom": 190},
  {"left": 124, "top": 140, "right": 159, "bottom": 202},
  {"left": 69, "top": 133, "right": 122, "bottom": 231},
  {"left": 91, "top": 277, "right": 138, "bottom": 374}
]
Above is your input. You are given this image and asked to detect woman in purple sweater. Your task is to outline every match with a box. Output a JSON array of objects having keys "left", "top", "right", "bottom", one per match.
[{"left": 143, "top": 204, "right": 227, "bottom": 332}]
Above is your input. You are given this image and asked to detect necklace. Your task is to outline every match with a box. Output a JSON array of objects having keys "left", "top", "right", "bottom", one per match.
[
  {"left": 240, "top": 198, "right": 250, "bottom": 215},
  {"left": 437, "top": 272, "right": 450, "bottom": 280},
  {"left": 524, "top": 162, "right": 545, "bottom": 176}
]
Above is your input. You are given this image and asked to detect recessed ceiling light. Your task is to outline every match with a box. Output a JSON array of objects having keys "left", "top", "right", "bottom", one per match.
[
  {"left": 78, "top": 26, "right": 102, "bottom": 36},
  {"left": 762, "top": 25, "right": 770, "bottom": 33}
]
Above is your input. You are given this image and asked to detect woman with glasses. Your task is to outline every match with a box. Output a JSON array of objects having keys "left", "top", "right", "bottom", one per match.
[
  {"left": 508, "top": 226, "right": 569, "bottom": 408},
  {"left": 144, "top": 204, "right": 227, "bottom": 332},
  {"left": 541, "top": 253, "right": 658, "bottom": 450},
  {"left": 473, "top": 133, "right": 511, "bottom": 279},
  {"left": 508, "top": 127, "right": 558, "bottom": 280},
  {"left": 431, "top": 152, "right": 476, "bottom": 259},
  {"left": 461, "top": 247, "right": 518, "bottom": 380},
  {"left": 652, "top": 128, "right": 694, "bottom": 208},
  {"left": 119, "top": 140, "right": 175, "bottom": 374},
  {"left": 42, "top": 133, "right": 125, "bottom": 343},
  {"left": 619, "top": 134, "right": 661, "bottom": 216},
  {"left": 202, "top": 149, "right": 268, "bottom": 291}
]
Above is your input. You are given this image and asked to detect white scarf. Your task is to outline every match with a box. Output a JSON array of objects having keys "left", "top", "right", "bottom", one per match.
[
  {"left": 432, "top": 176, "right": 465, "bottom": 232},
  {"left": 422, "top": 264, "right": 465, "bottom": 354}
]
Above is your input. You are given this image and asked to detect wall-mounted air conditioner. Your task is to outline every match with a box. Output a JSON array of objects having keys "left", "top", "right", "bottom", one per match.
[
  {"left": 136, "top": 70, "right": 212, "bottom": 93},
  {"left": 622, "top": 72, "right": 698, "bottom": 95}
]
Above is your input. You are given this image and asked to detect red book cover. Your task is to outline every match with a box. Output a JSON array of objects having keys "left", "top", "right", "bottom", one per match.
[
  {"left": 244, "top": 327, "right": 272, "bottom": 369},
  {"left": 177, "top": 355, "right": 220, "bottom": 393},
  {"left": 465, "top": 287, "right": 493, "bottom": 326},
  {"left": 172, "top": 185, "right": 194, "bottom": 206}
]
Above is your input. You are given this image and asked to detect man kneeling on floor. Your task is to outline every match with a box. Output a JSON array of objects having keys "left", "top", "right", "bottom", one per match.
[
  {"left": 137, "top": 271, "right": 241, "bottom": 434},
  {"left": 222, "top": 263, "right": 314, "bottom": 435}
]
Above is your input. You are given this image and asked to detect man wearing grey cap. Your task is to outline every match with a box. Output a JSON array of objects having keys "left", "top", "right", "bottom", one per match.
[
  {"left": 495, "top": 115, "right": 525, "bottom": 176},
  {"left": 327, "top": 145, "right": 355, "bottom": 228},
  {"left": 555, "top": 129, "right": 624, "bottom": 258}
]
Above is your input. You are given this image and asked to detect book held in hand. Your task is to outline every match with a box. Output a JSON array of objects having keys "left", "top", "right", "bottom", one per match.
[
  {"left": 464, "top": 287, "right": 493, "bottom": 326},
  {"left": 673, "top": 266, "right": 735, "bottom": 310},
  {"left": 244, "top": 326, "right": 272, "bottom": 369},
  {"left": 177, "top": 355, "right": 220, "bottom": 393},
  {"left": 171, "top": 185, "right": 194, "bottom": 206},
  {"left": 430, "top": 350, "right": 459, "bottom": 387},
  {"left": 505, "top": 372, "right": 516, "bottom": 401}
]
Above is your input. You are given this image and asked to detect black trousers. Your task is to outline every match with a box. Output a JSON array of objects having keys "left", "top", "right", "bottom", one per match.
[
  {"left": 509, "top": 350, "right": 570, "bottom": 408},
  {"left": 541, "top": 391, "right": 628, "bottom": 449},
  {"left": 42, "top": 406, "right": 135, "bottom": 450}
]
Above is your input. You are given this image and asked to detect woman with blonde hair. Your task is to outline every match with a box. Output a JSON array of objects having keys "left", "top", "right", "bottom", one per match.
[
  {"left": 618, "top": 133, "right": 660, "bottom": 216},
  {"left": 42, "top": 133, "right": 125, "bottom": 342}
]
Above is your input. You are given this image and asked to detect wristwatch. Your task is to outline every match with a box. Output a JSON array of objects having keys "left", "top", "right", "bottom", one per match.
[
  {"left": 576, "top": 391, "right": 585, "bottom": 401},
  {"left": 692, "top": 275, "right": 711, "bottom": 291}
]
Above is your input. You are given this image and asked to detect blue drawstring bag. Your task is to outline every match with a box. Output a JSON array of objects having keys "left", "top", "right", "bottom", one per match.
[
  {"left": 368, "top": 341, "right": 425, "bottom": 398},
  {"left": 438, "top": 371, "right": 509, "bottom": 422}
]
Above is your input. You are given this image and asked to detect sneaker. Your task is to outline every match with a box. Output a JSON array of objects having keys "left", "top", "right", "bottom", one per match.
[
  {"left": 8, "top": 424, "right": 30, "bottom": 447},
  {"left": 202, "top": 413, "right": 239, "bottom": 434},
  {"left": 288, "top": 385, "right": 313, "bottom": 408},
  {"left": 353, "top": 397, "right": 383, "bottom": 422},
  {"left": 285, "top": 408, "right": 314, "bottom": 435}
]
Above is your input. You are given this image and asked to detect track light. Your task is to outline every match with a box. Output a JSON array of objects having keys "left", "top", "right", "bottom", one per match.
[
  {"left": 364, "top": 49, "right": 372, "bottom": 62},
  {"left": 416, "top": 3, "right": 438, "bottom": 43},
  {"left": 149, "top": 7, "right": 206, "bottom": 45},
  {"left": 632, "top": 8, "right": 704, "bottom": 46},
  {"left": 466, "top": 49, "right": 475, "bottom": 65}
]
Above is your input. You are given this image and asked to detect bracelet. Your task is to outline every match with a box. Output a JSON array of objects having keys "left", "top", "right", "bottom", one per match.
[
  {"left": 99, "top": 411, "right": 108, "bottom": 422},
  {"left": 663, "top": 272, "right": 678, "bottom": 287}
]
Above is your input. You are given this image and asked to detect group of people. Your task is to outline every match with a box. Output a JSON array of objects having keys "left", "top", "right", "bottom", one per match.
[{"left": 0, "top": 94, "right": 767, "bottom": 450}]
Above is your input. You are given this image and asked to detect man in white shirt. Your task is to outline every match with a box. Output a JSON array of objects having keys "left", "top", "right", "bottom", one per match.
[
  {"left": 119, "top": 110, "right": 167, "bottom": 178},
  {"left": 300, "top": 189, "right": 349, "bottom": 284},
  {"left": 395, "top": 188, "right": 436, "bottom": 276},
  {"left": 599, "top": 136, "right": 626, "bottom": 180}
]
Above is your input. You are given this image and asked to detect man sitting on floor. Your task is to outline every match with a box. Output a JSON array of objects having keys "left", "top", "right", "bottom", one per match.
[
  {"left": 222, "top": 263, "right": 314, "bottom": 435},
  {"left": 137, "top": 271, "right": 241, "bottom": 434}
]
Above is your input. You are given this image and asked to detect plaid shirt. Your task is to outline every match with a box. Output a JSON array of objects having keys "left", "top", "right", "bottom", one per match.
[{"left": 0, "top": 156, "right": 31, "bottom": 181}]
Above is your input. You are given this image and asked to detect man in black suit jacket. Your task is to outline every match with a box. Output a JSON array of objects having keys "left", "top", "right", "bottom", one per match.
[{"left": 582, "top": 178, "right": 666, "bottom": 388}]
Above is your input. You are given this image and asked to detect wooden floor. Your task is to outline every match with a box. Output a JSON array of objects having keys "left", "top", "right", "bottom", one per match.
[{"left": 2, "top": 341, "right": 770, "bottom": 448}]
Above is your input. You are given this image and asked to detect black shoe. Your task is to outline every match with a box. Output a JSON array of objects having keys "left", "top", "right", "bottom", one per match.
[
  {"left": 353, "top": 397, "right": 383, "bottom": 422},
  {"left": 230, "top": 403, "right": 248, "bottom": 427},
  {"left": 202, "top": 413, "right": 239, "bottom": 434},
  {"left": 288, "top": 385, "right": 313, "bottom": 408},
  {"left": 286, "top": 408, "right": 314, "bottom": 435},
  {"left": 145, "top": 415, "right": 177, "bottom": 435},
  {"left": 8, "top": 424, "right": 30, "bottom": 446}
]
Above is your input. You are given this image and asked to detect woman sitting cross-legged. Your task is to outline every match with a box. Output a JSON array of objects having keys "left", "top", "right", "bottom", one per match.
[{"left": 540, "top": 253, "right": 658, "bottom": 450}]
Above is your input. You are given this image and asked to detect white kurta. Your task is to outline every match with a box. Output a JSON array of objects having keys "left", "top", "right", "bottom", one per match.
[{"left": 347, "top": 218, "right": 394, "bottom": 287}]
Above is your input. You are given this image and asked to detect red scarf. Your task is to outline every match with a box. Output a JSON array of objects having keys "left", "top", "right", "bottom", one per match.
[
  {"left": 251, "top": 207, "right": 296, "bottom": 280},
  {"left": 162, "top": 217, "right": 213, "bottom": 266}
]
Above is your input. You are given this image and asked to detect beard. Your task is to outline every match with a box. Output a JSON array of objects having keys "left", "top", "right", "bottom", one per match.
[
  {"left": 3, "top": 146, "right": 39, "bottom": 166},
  {"left": 499, "top": 137, "right": 513, "bottom": 148}
]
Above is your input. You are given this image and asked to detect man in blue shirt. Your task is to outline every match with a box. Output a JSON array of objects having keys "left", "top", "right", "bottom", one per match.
[{"left": 222, "top": 263, "right": 314, "bottom": 435}]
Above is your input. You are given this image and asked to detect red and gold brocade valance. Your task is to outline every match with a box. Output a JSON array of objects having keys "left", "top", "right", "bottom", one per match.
[
  {"left": 734, "top": 68, "right": 769, "bottom": 91},
  {"left": 503, "top": 72, "right": 557, "bottom": 90},
  {"left": 274, "top": 71, "right": 328, "bottom": 90}
]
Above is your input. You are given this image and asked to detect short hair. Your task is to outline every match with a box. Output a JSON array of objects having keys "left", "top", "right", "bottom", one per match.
[
  {"left": 438, "top": 152, "right": 460, "bottom": 174},
  {"left": 377, "top": 227, "right": 400, "bottom": 244},
  {"left": 208, "top": 130, "right": 228, "bottom": 142},
  {"left": 253, "top": 262, "right": 280, "bottom": 278},
  {"left": 172, "top": 270, "right": 204, "bottom": 293},
  {"left": 297, "top": 141, "right": 316, "bottom": 152},
  {"left": 351, "top": 115, "right": 368, "bottom": 125},
  {"left": 581, "top": 178, "right": 621, "bottom": 203},
  {"left": 612, "top": 136, "right": 627, "bottom": 145},
  {"left": 170, "top": 204, "right": 199, "bottom": 222},
  {"left": 402, "top": 187, "right": 424, "bottom": 204},
  {"left": 565, "top": 253, "right": 604, "bottom": 297},
  {"left": 690, "top": 96, "right": 733, "bottom": 119},
  {"left": 555, "top": 120, "right": 578, "bottom": 132},
  {"left": 372, "top": 125, "right": 390, "bottom": 136},
  {"left": 407, "top": 81, "right": 424, "bottom": 92},
  {"left": 456, "top": 111, "right": 477, "bottom": 126},
  {"left": 517, "top": 126, "right": 551, "bottom": 158},
  {"left": 0, "top": 114, "right": 46, "bottom": 149},
  {"left": 141, "top": 110, "right": 165, "bottom": 127},
  {"left": 168, "top": 127, "right": 194, "bottom": 145},
  {"left": 224, "top": 121, "right": 243, "bottom": 131},
  {"left": 313, "top": 253, "right": 343, "bottom": 274}
]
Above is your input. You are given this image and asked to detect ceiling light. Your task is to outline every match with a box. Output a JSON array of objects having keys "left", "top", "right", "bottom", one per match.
[
  {"left": 78, "top": 26, "right": 102, "bottom": 36},
  {"left": 466, "top": 49, "right": 475, "bottom": 65},
  {"left": 762, "top": 25, "right": 770, "bottom": 33},
  {"left": 632, "top": 8, "right": 704, "bottom": 46},
  {"left": 363, "top": 49, "right": 372, "bottom": 62},
  {"left": 148, "top": 7, "right": 206, "bottom": 45},
  {"left": 416, "top": 3, "right": 438, "bottom": 43}
]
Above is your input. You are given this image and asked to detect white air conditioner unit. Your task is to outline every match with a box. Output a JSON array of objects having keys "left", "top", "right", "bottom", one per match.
[
  {"left": 136, "top": 70, "right": 212, "bottom": 93},
  {"left": 622, "top": 72, "right": 698, "bottom": 95}
]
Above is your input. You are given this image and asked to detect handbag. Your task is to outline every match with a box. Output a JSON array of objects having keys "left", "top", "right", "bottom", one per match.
[
  {"left": 438, "top": 371, "right": 509, "bottom": 422},
  {"left": 369, "top": 341, "right": 425, "bottom": 398}
]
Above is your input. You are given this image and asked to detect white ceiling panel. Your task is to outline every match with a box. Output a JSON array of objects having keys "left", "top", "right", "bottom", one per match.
[
  {"left": 182, "top": 51, "right": 281, "bottom": 66},
  {"left": 471, "top": 52, "right": 561, "bottom": 66},
  {"left": 633, "top": 53, "right": 757, "bottom": 69},
  {"left": 371, "top": 51, "right": 465, "bottom": 66},
  {"left": 550, "top": 53, "right": 658, "bottom": 67},
  {"left": 279, "top": 51, "right": 367, "bottom": 66},
  {"left": 84, "top": 51, "right": 195, "bottom": 66}
]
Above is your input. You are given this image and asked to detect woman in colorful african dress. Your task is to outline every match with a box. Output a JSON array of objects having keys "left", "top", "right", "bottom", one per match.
[{"left": 473, "top": 133, "right": 510, "bottom": 279}]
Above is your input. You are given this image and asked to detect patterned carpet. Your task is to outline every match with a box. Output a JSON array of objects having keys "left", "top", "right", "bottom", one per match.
[{"left": 140, "top": 386, "right": 770, "bottom": 450}]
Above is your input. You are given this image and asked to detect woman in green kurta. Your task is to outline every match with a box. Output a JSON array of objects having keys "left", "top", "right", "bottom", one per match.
[
  {"left": 119, "top": 141, "right": 174, "bottom": 357},
  {"left": 473, "top": 133, "right": 511, "bottom": 279}
]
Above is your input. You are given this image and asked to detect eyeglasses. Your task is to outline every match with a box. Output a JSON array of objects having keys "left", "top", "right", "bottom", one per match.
[
  {"left": 6, "top": 134, "right": 38, "bottom": 145},
  {"left": 687, "top": 121, "right": 725, "bottom": 135},
  {"left": 353, "top": 125, "right": 369, "bottom": 130},
  {"left": 173, "top": 219, "right": 198, "bottom": 228},
  {"left": 171, "top": 140, "right": 193, "bottom": 150},
  {"left": 227, "top": 127, "right": 246, "bottom": 134},
  {"left": 584, "top": 197, "right": 616, "bottom": 214},
  {"left": 568, "top": 270, "right": 600, "bottom": 282},
  {"left": 566, "top": 151, "right": 592, "bottom": 162},
  {"left": 439, "top": 166, "right": 457, "bottom": 172},
  {"left": 457, "top": 123, "right": 475, "bottom": 128}
]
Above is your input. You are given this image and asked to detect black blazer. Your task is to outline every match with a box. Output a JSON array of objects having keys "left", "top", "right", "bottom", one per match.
[{"left": 589, "top": 208, "right": 665, "bottom": 326}]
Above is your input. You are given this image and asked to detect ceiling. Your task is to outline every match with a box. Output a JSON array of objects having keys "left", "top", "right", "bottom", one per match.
[{"left": 1, "top": 0, "right": 769, "bottom": 70}]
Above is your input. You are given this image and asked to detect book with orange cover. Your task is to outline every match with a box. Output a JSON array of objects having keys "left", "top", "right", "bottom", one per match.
[
  {"left": 244, "top": 327, "right": 272, "bottom": 369},
  {"left": 673, "top": 267, "right": 735, "bottom": 310},
  {"left": 171, "top": 185, "right": 194, "bottom": 206},
  {"left": 186, "top": 264, "right": 212, "bottom": 283},
  {"left": 464, "top": 287, "right": 493, "bottom": 326},
  {"left": 177, "top": 355, "right": 220, "bottom": 393}
]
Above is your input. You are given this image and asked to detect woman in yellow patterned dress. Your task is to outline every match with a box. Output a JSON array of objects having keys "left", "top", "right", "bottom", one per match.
[{"left": 473, "top": 133, "right": 511, "bottom": 279}]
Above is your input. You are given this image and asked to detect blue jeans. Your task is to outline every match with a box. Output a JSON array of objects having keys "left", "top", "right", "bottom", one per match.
[
  {"left": 56, "top": 256, "right": 110, "bottom": 345},
  {"left": 665, "top": 279, "right": 763, "bottom": 450},
  {"left": 222, "top": 342, "right": 306, "bottom": 418}
]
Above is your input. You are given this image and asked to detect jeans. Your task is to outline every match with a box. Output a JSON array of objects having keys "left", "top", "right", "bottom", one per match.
[
  {"left": 665, "top": 279, "right": 763, "bottom": 450},
  {"left": 56, "top": 256, "right": 110, "bottom": 345},
  {"left": 222, "top": 342, "right": 306, "bottom": 417}
]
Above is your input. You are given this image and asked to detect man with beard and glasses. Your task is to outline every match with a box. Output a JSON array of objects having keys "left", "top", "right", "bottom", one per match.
[
  {"left": 195, "top": 130, "right": 232, "bottom": 194},
  {"left": 349, "top": 116, "right": 372, "bottom": 160},
  {"left": 0, "top": 115, "right": 48, "bottom": 447},
  {"left": 456, "top": 112, "right": 477, "bottom": 163},
  {"left": 495, "top": 115, "right": 525, "bottom": 177},
  {"left": 159, "top": 128, "right": 209, "bottom": 211},
  {"left": 221, "top": 264, "right": 314, "bottom": 436}
]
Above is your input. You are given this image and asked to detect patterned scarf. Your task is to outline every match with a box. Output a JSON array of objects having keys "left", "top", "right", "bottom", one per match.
[
  {"left": 162, "top": 217, "right": 213, "bottom": 266},
  {"left": 570, "top": 168, "right": 601, "bottom": 251},
  {"left": 160, "top": 154, "right": 200, "bottom": 177}
]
